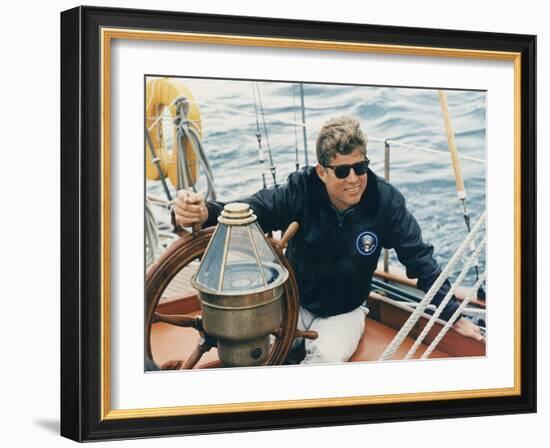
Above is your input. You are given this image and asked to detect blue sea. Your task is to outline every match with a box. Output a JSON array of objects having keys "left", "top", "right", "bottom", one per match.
[{"left": 148, "top": 77, "right": 486, "bottom": 286}]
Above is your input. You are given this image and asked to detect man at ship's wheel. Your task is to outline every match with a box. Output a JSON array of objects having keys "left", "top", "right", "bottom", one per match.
[{"left": 174, "top": 116, "right": 484, "bottom": 364}]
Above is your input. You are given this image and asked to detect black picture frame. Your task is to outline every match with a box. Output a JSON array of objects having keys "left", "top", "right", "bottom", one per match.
[{"left": 60, "top": 5, "right": 536, "bottom": 442}]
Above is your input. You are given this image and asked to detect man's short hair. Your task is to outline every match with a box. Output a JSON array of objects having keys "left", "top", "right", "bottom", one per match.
[{"left": 316, "top": 116, "right": 367, "bottom": 167}]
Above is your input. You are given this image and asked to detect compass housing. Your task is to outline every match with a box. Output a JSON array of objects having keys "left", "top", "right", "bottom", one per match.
[{"left": 191, "top": 203, "right": 289, "bottom": 366}]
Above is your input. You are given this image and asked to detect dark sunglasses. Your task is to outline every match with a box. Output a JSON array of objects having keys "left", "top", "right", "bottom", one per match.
[{"left": 323, "top": 158, "right": 370, "bottom": 179}]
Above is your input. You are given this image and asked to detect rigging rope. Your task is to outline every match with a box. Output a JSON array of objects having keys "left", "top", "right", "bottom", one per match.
[
  {"left": 173, "top": 97, "right": 217, "bottom": 200},
  {"left": 293, "top": 84, "right": 300, "bottom": 171},
  {"left": 370, "top": 137, "right": 485, "bottom": 164},
  {"left": 187, "top": 126, "right": 217, "bottom": 201},
  {"left": 145, "top": 199, "right": 160, "bottom": 266},
  {"left": 145, "top": 126, "right": 173, "bottom": 202},
  {"left": 252, "top": 83, "right": 267, "bottom": 189},
  {"left": 185, "top": 98, "right": 306, "bottom": 128},
  {"left": 255, "top": 82, "right": 278, "bottom": 186},
  {"left": 147, "top": 96, "right": 180, "bottom": 133},
  {"left": 174, "top": 98, "right": 195, "bottom": 192},
  {"left": 379, "top": 210, "right": 486, "bottom": 361},
  {"left": 299, "top": 83, "right": 309, "bottom": 167},
  {"left": 178, "top": 98, "right": 484, "bottom": 164},
  {"left": 404, "top": 234, "right": 487, "bottom": 359},
  {"left": 422, "top": 272, "right": 487, "bottom": 359}
]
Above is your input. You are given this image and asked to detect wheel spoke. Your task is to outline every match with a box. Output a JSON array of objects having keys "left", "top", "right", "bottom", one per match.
[
  {"left": 182, "top": 338, "right": 212, "bottom": 369},
  {"left": 154, "top": 313, "right": 202, "bottom": 330},
  {"left": 161, "top": 359, "right": 185, "bottom": 370},
  {"left": 294, "top": 329, "right": 318, "bottom": 340}
]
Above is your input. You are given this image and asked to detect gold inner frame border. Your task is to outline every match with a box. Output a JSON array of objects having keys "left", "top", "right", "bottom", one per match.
[{"left": 99, "top": 27, "right": 522, "bottom": 420}]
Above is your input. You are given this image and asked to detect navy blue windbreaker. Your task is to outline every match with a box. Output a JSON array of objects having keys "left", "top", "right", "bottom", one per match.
[{"left": 203, "top": 167, "right": 460, "bottom": 320}]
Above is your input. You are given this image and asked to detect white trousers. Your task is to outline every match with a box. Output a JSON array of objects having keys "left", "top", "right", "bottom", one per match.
[{"left": 297, "top": 306, "right": 367, "bottom": 364}]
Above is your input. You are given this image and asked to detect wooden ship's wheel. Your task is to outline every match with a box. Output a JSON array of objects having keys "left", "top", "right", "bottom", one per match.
[{"left": 145, "top": 225, "right": 316, "bottom": 369}]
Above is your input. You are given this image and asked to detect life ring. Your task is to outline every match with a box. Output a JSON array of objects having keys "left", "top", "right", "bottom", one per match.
[{"left": 145, "top": 77, "right": 201, "bottom": 187}]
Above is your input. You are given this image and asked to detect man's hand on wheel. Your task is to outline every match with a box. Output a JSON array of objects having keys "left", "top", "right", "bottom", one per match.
[{"left": 174, "top": 190, "right": 208, "bottom": 228}]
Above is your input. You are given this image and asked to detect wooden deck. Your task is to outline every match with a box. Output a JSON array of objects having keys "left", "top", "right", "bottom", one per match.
[
  {"left": 149, "top": 263, "right": 485, "bottom": 368},
  {"left": 150, "top": 313, "right": 449, "bottom": 368},
  {"left": 149, "top": 291, "right": 460, "bottom": 369}
]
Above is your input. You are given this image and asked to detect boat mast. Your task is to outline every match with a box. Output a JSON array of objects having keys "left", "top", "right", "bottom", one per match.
[{"left": 438, "top": 90, "right": 484, "bottom": 292}]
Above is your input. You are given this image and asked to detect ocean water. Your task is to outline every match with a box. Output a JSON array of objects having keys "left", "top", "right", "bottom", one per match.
[{"left": 148, "top": 77, "right": 486, "bottom": 287}]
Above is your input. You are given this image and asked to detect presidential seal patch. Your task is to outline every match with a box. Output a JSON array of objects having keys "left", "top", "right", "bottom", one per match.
[{"left": 356, "top": 231, "right": 378, "bottom": 256}]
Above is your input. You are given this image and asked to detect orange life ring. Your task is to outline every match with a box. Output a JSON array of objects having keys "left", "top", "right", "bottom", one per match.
[{"left": 145, "top": 78, "right": 201, "bottom": 187}]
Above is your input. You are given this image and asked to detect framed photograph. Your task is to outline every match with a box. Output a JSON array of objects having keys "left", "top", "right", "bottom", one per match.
[{"left": 60, "top": 6, "right": 536, "bottom": 441}]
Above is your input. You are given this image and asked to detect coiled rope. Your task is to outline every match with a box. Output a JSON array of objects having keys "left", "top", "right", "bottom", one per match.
[{"left": 173, "top": 97, "right": 217, "bottom": 201}]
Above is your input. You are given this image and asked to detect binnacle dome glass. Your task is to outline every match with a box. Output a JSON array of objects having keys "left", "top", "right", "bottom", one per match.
[{"left": 193, "top": 203, "right": 288, "bottom": 294}]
